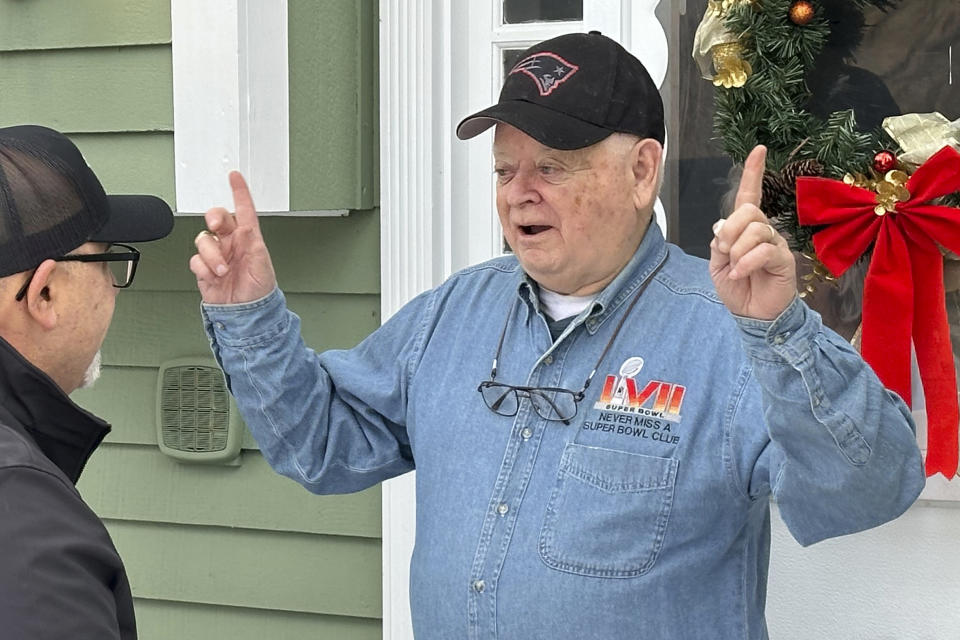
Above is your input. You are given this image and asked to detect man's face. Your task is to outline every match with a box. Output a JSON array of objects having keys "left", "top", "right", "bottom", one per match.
[
  {"left": 57, "top": 242, "right": 118, "bottom": 392},
  {"left": 493, "top": 124, "right": 657, "bottom": 296}
]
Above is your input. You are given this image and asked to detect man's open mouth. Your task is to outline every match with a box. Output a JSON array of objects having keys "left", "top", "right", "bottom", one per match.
[{"left": 521, "top": 225, "right": 552, "bottom": 235}]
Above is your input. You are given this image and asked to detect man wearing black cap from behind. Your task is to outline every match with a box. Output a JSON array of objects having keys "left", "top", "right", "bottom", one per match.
[
  {"left": 191, "top": 33, "right": 923, "bottom": 638},
  {"left": 0, "top": 125, "right": 173, "bottom": 639}
]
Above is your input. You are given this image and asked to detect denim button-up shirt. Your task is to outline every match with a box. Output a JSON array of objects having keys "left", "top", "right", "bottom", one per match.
[{"left": 202, "top": 224, "right": 924, "bottom": 640}]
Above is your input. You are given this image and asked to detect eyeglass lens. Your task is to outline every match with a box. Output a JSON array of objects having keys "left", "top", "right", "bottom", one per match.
[{"left": 106, "top": 250, "right": 135, "bottom": 287}]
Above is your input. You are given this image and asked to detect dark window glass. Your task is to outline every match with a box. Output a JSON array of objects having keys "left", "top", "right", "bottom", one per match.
[
  {"left": 665, "top": 0, "right": 734, "bottom": 260},
  {"left": 503, "top": 0, "right": 582, "bottom": 24},
  {"left": 499, "top": 48, "right": 531, "bottom": 253},
  {"left": 668, "top": 0, "right": 959, "bottom": 260},
  {"left": 667, "top": 0, "right": 959, "bottom": 343},
  {"left": 503, "top": 48, "right": 527, "bottom": 76}
]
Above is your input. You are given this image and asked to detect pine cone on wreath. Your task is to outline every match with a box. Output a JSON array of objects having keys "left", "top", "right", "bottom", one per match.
[
  {"left": 781, "top": 158, "right": 824, "bottom": 184},
  {"left": 763, "top": 158, "right": 825, "bottom": 251}
]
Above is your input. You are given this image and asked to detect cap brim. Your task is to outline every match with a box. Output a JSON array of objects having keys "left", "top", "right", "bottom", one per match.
[
  {"left": 91, "top": 195, "right": 174, "bottom": 243},
  {"left": 456, "top": 100, "right": 613, "bottom": 150}
]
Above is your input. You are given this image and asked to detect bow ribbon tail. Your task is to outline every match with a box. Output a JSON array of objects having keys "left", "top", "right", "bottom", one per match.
[
  {"left": 902, "top": 219, "right": 960, "bottom": 477},
  {"left": 860, "top": 220, "right": 914, "bottom": 406}
]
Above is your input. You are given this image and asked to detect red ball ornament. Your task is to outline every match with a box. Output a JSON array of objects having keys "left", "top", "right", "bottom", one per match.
[
  {"left": 873, "top": 150, "right": 898, "bottom": 173},
  {"left": 788, "top": 0, "right": 815, "bottom": 26}
]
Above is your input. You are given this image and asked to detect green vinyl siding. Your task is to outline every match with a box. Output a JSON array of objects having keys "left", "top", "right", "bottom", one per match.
[
  {"left": 0, "top": 45, "right": 173, "bottom": 133},
  {"left": 68, "top": 132, "right": 176, "bottom": 210},
  {"left": 75, "top": 445, "right": 380, "bottom": 537},
  {"left": 133, "top": 600, "right": 381, "bottom": 640},
  {"left": 132, "top": 214, "right": 380, "bottom": 294},
  {"left": 0, "top": 0, "right": 171, "bottom": 50},
  {"left": 289, "top": 0, "right": 377, "bottom": 211},
  {"left": 100, "top": 289, "right": 379, "bottom": 366},
  {"left": 107, "top": 521, "right": 381, "bottom": 617},
  {"left": 1, "top": 0, "right": 383, "bottom": 637}
]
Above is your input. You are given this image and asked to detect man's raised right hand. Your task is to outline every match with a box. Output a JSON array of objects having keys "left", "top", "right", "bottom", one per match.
[{"left": 189, "top": 171, "right": 278, "bottom": 304}]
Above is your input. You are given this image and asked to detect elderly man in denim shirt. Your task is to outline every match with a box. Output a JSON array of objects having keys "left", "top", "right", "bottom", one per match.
[{"left": 191, "top": 32, "right": 924, "bottom": 640}]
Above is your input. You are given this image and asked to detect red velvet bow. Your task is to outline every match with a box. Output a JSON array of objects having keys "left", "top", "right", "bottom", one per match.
[{"left": 796, "top": 146, "right": 960, "bottom": 478}]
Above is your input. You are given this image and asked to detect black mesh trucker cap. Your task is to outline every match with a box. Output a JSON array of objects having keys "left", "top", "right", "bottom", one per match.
[
  {"left": 456, "top": 31, "right": 665, "bottom": 150},
  {"left": 0, "top": 125, "right": 174, "bottom": 278}
]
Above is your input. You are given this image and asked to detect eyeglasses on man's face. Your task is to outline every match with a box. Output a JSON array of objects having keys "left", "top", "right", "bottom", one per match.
[{"left": 15, "top": 243, "right": 141, "bottom": 302}]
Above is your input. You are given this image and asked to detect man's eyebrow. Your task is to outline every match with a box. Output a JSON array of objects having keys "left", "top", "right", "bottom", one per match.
[
  {"left": 542, "top": 148, "right": 591, "bottom": 167},
  {"left": 491, "top": 143, "right": 590, "bottom": 167}
]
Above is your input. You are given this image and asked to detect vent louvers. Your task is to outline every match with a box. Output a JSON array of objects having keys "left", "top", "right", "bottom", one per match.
[{"left": 156, "top": 359, "right": 242, "bottom": 464}]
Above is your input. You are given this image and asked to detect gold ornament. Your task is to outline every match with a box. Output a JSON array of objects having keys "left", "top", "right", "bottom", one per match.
[
  {"left": 711, "top": 42, "right": 753, "bottom": 88},
  {"left": 692, "top": 0, "right": 757, "bottom": 87},
  {"left": 798, "top": 252, "right": 837, "bottom": 298},
  {"left": 788, "top": 0, "right": 815, "bottom": 26},
  {"left": 842, "top": 168, "right": 912, "bottom": 216}
]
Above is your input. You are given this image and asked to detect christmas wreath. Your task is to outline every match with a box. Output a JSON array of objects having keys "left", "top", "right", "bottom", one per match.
[{"left": 694, "top": 0, "right": 960, "bottom": 477}]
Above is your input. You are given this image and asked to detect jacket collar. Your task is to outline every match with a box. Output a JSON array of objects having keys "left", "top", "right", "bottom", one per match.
[
  {"left": 0, "top": 336, "right": 111, "bottom": 483},
  {"left": 516, "top": 222, "right": 669, "bottom": 334}
]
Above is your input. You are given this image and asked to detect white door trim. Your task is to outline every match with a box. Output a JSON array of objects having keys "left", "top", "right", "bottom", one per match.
[{"left": 379, "top": 1, "right": 452, "bottom": 638}]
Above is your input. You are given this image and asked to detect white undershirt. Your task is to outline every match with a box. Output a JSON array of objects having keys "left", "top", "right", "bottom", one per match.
[{"left": 538, "top": 286, "right": 596, "bottom": 321}]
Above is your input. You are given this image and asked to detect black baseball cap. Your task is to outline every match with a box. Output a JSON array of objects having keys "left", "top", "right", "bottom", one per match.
[
  {"left": 456, "top": 31, "right": 665, "bottom": 150},
  {"left": 0, "top": 124, "right": 174, "bottom": 278}
]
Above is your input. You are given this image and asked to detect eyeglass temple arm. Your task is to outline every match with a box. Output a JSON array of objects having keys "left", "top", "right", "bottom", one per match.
[
  {"left": 490, "top": 298, "right": 519, "bottom": 380},
  {"left": 490, "top": 387, "right": 512, "bottom": 412},
  {"left": 530, "top": 389, "right": 572, "bottom": 426},
  {"left": 580, "top": 256, "right": 668, "bottom": 393}
]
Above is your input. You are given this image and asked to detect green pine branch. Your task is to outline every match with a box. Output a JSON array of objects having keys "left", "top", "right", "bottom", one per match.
[{"left": 710, "top": 0, "right": 908, "bottom": 254}]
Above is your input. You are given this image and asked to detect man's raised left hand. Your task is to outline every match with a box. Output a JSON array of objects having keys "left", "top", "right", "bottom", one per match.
[{"left": 709, "top": 145, "right": 798, "bottom": 321}]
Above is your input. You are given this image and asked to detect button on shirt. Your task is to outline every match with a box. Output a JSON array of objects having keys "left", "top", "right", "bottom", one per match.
[{"left": 202, "top": 224, "right": 924, "bottom": 640}]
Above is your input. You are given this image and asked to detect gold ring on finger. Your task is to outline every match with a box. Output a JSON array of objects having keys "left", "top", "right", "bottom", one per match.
[{"left": 195, "top": 229, "right": 219, "bottom": 244}]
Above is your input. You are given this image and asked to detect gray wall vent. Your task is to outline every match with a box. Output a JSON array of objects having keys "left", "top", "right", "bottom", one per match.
[{"left": 156, "top": 358, "right": 243, "bottom": 464}]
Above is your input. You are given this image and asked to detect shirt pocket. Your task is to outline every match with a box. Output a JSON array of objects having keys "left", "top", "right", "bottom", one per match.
[{"left": 538, "top": 443, "right": 678, "bottom": 578}]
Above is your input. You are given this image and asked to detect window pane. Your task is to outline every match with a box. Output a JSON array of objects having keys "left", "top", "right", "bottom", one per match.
[
  {"left": 807, "top": 3, "right": 958, "bottom": 126},
  {"left": 503, "top": 0, "right": 582, "bottom": 25},
  {"left": 499, "top": 48, "right": 529, "bottom": 254},
  {"left": 665, "top": 0, "right": 733, "bottom": 260},
  {"left": 502, "top": 48, "right": 527, "bottom": 76},
  {"left": 666, "top": 0, "right": 960, "bottom": 343},
  {"left": 668, "top": 0, "right": 959, "bottom": 260}
]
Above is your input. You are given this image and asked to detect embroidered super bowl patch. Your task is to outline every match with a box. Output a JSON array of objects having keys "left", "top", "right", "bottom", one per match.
[
  {"left": 591, "top": 356, "right": 685, "bottom": 422},
  {"left": 581, "top": 357, "right": 686, "bottom": 445}
]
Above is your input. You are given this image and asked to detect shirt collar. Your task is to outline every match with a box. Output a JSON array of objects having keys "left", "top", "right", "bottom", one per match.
[
  {"left": 514, "top": 222, "right": 669, "bottom": 335},
  {"left": 0, "top": 336, "right": 111, "bottom": 484}
]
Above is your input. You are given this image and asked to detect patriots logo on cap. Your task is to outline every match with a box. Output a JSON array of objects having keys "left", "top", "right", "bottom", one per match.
[{"left": 509, "top": 52, "right": 579, "bottom": 96}]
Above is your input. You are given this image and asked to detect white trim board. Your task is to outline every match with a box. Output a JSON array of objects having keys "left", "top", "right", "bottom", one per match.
[
  {"left": 171, "top": 0, "right": 289, "bottom": 214},
  {"left": 379, "top": 1, "right": 451, "bottom": 637}
]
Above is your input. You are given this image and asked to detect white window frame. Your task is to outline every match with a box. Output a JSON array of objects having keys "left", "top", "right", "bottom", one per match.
[{"left": 379, "top": 2, "right": 669, "bottom": 638}]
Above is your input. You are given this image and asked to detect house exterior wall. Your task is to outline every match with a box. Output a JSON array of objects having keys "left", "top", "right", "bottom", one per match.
[{"left": 0, "top": 1, "right": 383, "bottom": 637}]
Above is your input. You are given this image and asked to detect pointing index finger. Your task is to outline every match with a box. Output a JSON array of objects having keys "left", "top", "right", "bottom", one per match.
[
  {"left": 228, "top": 170, "right": 261, "bottom": 230},
  {"left": 734, "top": 145, "right": 767, "bottom": 210}
]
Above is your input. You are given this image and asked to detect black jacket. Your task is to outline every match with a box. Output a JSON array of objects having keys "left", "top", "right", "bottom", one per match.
[{"left": 0, "top": 337, "right": 135, "bottom": 639}]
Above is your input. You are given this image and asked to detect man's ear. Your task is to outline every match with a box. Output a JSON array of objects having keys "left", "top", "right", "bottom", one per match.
[
  {"left": 631, "top": 138, "right": 663, "bottom": 212},
  {"left": 23, "top": 260, "right": 59, "bottom": 330}
]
